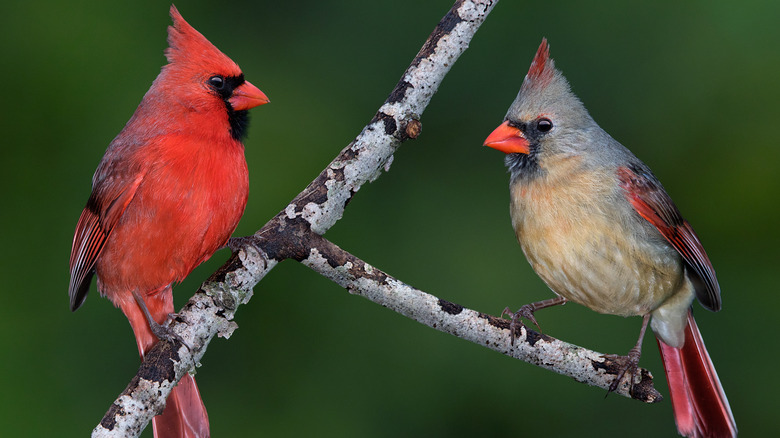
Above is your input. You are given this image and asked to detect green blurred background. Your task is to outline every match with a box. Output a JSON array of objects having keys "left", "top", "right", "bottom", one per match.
[{"left": 1, "top": 0, "right": 777, "bottom": 436}]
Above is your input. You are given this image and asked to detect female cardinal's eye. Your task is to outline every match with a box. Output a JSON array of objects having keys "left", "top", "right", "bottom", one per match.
[
  {"left": 537, "top": 118, "right": 553, "bottom": 132},
  {"left": 208, "top": 75, "right": 225, "bottom": 89}
]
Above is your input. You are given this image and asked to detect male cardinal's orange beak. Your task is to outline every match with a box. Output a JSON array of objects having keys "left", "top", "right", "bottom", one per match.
[
  {"left": 230, "top": 80, "right": 270, "bottom": 110},
  {"left": 484, "top": 121, "right": 530, "bottom": 154}
]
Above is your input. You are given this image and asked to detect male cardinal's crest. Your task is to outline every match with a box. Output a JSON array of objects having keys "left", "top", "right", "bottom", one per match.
[{"left": 165, "top": 6, "right": 240, "bottom": 75}]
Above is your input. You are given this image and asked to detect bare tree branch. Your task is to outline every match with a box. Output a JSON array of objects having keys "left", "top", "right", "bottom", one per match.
[{"left": 92, "top": 0, "right": 662, "bottom": 436}]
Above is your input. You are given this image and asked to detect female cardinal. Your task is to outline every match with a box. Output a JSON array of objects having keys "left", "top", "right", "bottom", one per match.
[
  {"left": 484, "top": 39, "right": 736, "bottom": 438},
  {"left": 68, "top": 6, "right": 268, "bottom": 437}
]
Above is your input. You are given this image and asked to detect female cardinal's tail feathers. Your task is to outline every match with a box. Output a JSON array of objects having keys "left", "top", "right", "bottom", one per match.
[{"left": 657, "top": 311, "right": 736, "bottom": 438}]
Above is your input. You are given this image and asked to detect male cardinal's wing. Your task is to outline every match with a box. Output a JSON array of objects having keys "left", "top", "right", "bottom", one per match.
[
  {"left": 69, "top": 170, "right": 142, "bottom": 311},
  {"left": 617, "top": 165, "right": 720, "bottom": 312}
]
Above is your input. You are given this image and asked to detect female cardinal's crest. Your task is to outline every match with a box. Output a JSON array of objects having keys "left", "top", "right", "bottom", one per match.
[{"left": 525, "top": 38, "right": 555, "bottom": 89}]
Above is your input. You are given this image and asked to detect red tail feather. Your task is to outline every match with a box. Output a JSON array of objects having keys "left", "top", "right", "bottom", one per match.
[
  {"left": 152, "top": 374, "right": 210, "bottom": 438},
  {"left": 657, "top": 311, "right": 736, "bottom": 438},
  {"left": 121, "top": 289, "right": 210, "bottom": 438}
]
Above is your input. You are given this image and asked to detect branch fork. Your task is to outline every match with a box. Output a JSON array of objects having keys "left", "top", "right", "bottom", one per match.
[{"left": 91, "top": 1, "right": 661, "bottom": 436}]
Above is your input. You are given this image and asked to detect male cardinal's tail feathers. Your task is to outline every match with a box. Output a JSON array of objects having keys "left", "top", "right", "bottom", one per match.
[
  {"left": 152, "top": 374, "right": 209, "bottom": 438},
  {"left": 657, "top": 311, "right": 736, "bottom": 438},
  {"left": 122, "top": 290, "right": 210, "bottom": 438}
]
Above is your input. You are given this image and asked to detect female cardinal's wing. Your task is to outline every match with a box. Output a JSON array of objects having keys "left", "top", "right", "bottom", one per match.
[
  {"left": 69, "top": 170, "right": 142, "bottom": 311},
  {"left": 617, "top": 165, "right": 720, "bottom": 312}
]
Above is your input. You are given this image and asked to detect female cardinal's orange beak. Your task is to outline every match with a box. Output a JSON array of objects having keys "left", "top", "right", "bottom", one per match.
[
  {"left": 484, "top": 121, "right": 529, "bottom": 154},
  {"left": 229, "top": 80, "right": 270, "bottom": 111}
]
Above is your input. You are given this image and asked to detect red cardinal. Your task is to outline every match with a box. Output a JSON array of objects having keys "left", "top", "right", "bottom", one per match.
[
  {"left": 68, "top": 6, "right": 268, "bottom": 437},
  {"left": 484, "top": 39, "right": 736, "bottom": 438}
]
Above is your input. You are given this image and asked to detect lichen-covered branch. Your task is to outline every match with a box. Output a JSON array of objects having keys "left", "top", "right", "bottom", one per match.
[
  {"left": 299, "top": 233, "right": 662, "bottom": 403},
  {"left": 92, "top": 246, "right": 270, "bottom": 438},
  {"left": 93, "top": 1, "right": 499, "bottom": 435},
  {"left": 93, "top": 1, "right": 661, "bottom": 436}
]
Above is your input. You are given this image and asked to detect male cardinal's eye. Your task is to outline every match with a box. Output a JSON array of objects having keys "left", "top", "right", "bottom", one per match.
[
  {"left": 208, "top": 75, "right": 225, "bottom": 89},
  {"left": 537, "top": 118, "right": 553, "bottom": 132}
]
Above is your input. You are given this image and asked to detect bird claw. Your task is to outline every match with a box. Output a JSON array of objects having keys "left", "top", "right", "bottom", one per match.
[
  {"left": 131, "top": 290, "right": 193, "bottom": 350},
  {"left": 227, "top": 235, "right": 256, "bottom": 253},
  {"left": 501, "top": 305, "right": 543, "bottom": 346},
  {"left": 604, "top": 347, "right": 642, "bottom": 395},
  {"left": 501, "top": 297, "right": 567, "bottom": 345},
  {"left": 149, "top": 315, "right": 192, "bottom": 351}
]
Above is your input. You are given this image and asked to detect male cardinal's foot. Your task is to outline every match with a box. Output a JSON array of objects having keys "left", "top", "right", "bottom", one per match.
[
  {"left": 227, "top": 235, "right": 257, "bottom": 253},
  {"left": 501, "top": 296, "right": 567, "bottom": 345},
  {"left": 132, "top": 290, "right": 192, "bottom": 350},
  {"left": 151, "top": 314, "right": 193, "bottom": 350}
]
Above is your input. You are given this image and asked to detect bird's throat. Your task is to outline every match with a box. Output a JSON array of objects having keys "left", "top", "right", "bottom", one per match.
[
  {"left": 506, "top": 151, "right": 542, "bottom": 183},
  {"left": 227, "top": 108, "right": 250, "bottom": 141}
]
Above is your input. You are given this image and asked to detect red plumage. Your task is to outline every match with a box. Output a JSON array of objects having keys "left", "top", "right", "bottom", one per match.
[
  {"left": 659, "top": 312, "right": 737, "bottom": 438},
  {"left": 69, "top": 6, "right": 268, "bottom": 437},
  {"left": 525, "top": 38, "right": 555, "bottom": 87},
  {"left": 618, "top": 166, "right": 734, "bottom": 436}
]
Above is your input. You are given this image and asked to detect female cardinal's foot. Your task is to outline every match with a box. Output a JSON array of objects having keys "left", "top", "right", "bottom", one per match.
[
  {"left": 501, "top": 305, "right": 540, "bottom": 345},
  {"left": 501, "top": 296, "right": 567, "bottom": 345},
  {"left": 604, "top": 314, "right": 651, "bottom": 395},
  {"left": 604, "top": 347, "right": 642, "bottom": 394}
]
